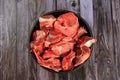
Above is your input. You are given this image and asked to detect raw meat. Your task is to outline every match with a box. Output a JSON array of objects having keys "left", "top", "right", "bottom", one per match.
[
  {"left": 62, "top": 51, "right": 75, "bottom": 71},
  {"left": 74, "top": 46, "right": 91, "bottom": 67},
  {"left": 74, "top": 36, "right": 96, "bottom": 67},
  {"left": 44, "top": 30, "right": 64, "bottom": 47},
  {"left": 54, "top": 12, "right": 79, "bottom": 37},
  {"left": 30, "top": 40, "right": 44, "bottom": 56},
  {"left": 73, "top": 27, "right": 87, "bottom": 41},
  {"left": 42, "top": 50, "right": 59, "bottom": 59},
  {"left": 33, "top": 30, "right": 46, "bottom": 41},
  {"left": 79, "top": 36, "right": 97, "bottom": 47},
  {"left": 39, "top": 15, "right": 56, "bottom": 29},
  {"left": 41, "top": 58, "right": 62, "bottom": 72},
  {"left": 51, "top": 37, "right": 75, "bottom": 56}
]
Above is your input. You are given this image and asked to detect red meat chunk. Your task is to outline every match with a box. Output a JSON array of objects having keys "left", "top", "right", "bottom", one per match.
[
  {"left": 42, "top": 50, "right": 60, "bottom": 59},
  {"left": 73, "top": 27, "right": 87, "bottom": 41},
  {"left": 39, "top": 15, "right": 56, "bottom": 29},
  {"left": 62, "top": 51, "right": 75, "bottom": 71},
  {"left": 74, "top": 46, "right": 91, "bottom": 67},
  {"left": 54, "top": 12, "right": 79, "bottom": 37},
  {"left": 75, "top": 47, "right": 82, "bottom": 57},
  {"left": 74, "top": 36, "right": 96, "bottom": 67},
  {"left": 41, "top": 58, "right": 62, "bottom": 72},
  {"left": 30, "top": 30, "right": 46, "bottom": 55},
  {"left": 51, "top": 37, "right": 75, "bottom": 56},
  {"left": 30, "top": 40, "right": 44, "bottom": 56},
  {"left": 32, "top": 50, "right": 62, "bottom": 72},
  {"left": 44, "top": 30, "right": 64, "bottom": 47},
  {"left": 33, "top": 30, "right": 46, "bottom": 41},
  {"left": 34, "top": 52, "right": 62, "bottom": 72}
]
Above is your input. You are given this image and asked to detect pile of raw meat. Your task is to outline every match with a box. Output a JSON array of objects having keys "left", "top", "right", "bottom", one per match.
[{"left": 30, "top": 12, "right": 97, "bottom": 72}]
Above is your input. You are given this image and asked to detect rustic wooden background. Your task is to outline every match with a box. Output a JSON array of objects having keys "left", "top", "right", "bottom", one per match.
[{"left": 0, "top": 0, "right": 120, "bottom": 80}]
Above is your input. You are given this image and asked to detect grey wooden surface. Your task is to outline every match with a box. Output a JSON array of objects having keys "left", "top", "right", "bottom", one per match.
[{"left": 0, "top": 0, "right": 120, "bottom": 80}]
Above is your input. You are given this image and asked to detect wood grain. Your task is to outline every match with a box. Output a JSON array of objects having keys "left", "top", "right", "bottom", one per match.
[
  {"left": 1, "top": 0, "right": 17, "bottom": 80},
  {"left": 93, "top": 0, "right": 117, "bottom": 80},
  {"left": 80, "top": 0, "right": 93, "bottom": 29},
  {"left": 68, "top": 67, "right": 86, "bottom": 80},
  {"left": 16, "top": 0, "right": 29, "bottom": 80},
  {"left": 36, "top": 0, "right": 56, "bottom": 17},
  {"left": 57, "top": 0, "right": 80, "bottom": 14},
  {"left": 28, "top": 0, "right": 37, "bottom": 80},
  {"left": 0, "top": 0, "right": 4, "bottom": 80},
  {"left": 111, "top": 0, "right": 120, "bottom": 79}
]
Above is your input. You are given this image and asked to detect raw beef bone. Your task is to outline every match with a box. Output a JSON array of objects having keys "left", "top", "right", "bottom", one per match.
[
  {"left": 79, "top": 36, "right": 97, "bottom": 48},
  {"left": 33, "top": 30, "right": 46, "bottom": 41},
  {"left": 73, "top": 27, "right": 87, "bottom": 41},
  {"left": 42, "top": 50, "right": 60, "bottom": 59},
  {"left": 34, "top": 52, "right": 62, "bottom": 72},
  {"left": 74, "top": 46, "right": 91, "bottom": 67},
  {"left": 30, "top": 30, "right": 46, "bottom": 56},
  {"left": 74, "top": 36, "right": 97, "bottom": 67},
  {"left": 30, "top": 40, "right": 44, "bottom": 56},
  {"left": 54, "top": 12, "right": 79, "bottom": 37},
  {"left": 44, "top": 30, "right": 64, "bottom": 47},
  {"left": 41, "top": 58, "right": 62, "bottom": 72},
  {"left": 39, "top": 15, "right": 56, "bottom": 29},
  {"left": 62, "top": 51, "right": 75, "bottom": 71},
  {"left": 51, "top": 37, "right": 75, "bottom": 56}
]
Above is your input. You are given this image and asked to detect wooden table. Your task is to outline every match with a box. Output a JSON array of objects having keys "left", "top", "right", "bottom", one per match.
[{"left": 0, "top": 0, "right": 120, "bottom": 80}]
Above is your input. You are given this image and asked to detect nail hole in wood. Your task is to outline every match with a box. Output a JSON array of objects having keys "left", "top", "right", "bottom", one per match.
[{"left": 71, "top": 1, "right": 76, "bottom": 7}]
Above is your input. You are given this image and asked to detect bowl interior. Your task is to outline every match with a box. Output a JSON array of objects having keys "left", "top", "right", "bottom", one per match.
[{"left": 29, "top": 10, "right": 92, "bottom": 72}]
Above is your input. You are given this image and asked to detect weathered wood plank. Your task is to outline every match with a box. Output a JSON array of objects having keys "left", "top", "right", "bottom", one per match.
[
  {"left": 28, "top": 0, "right": 37, "bottom": 80},
  {"left": 0, "top": 0, "right": 3, "bottom": 79},
  {"left": 16, "top": 0, "right": 29, "bottom": 80},
  {"left": 93, "top": 0, "right": 117, "bottom": 80},
  {"left": 36, "top": 0, "right": 56, "bottom": 17},
  {"left": 0, "top": 24, "right": 2, "bottom": 79},
  {"left": 68, "top": 67, "right": 86, "bottom": 80},
  {"left": 57, "top": 0, "right": 80, "bottom": 14},
  {"left": 35, "top": 0, "right": 56, "bottom": 80},
  {"left": 111, "top": 0, "right": 120, "bottom": 79},
  {"left": 58, "top": 72, "right": 68, "bottom": 80},
  {"left": 80, "top": 0, "right": 93, "bottom": 29},
  {"left": 1, "top": 0, "right": 17, "bottom": 80}
]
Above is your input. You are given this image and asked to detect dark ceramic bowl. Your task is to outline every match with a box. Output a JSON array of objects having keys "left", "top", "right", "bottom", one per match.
[{"left": 29, "top": 10, "right": 93, "bottom": 72}]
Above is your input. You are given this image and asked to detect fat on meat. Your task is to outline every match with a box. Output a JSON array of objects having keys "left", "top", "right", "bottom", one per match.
[
  {"left": 39, "top": 15, "right": 56, "bottom": 29},
  {"left": 51, "top": 37, "right": 75, "bottom": 56},
  {"left": 33, "top": 30, "right": 46, "bottom": 41},
  {"left": 30, "top": 40, "right": 44, "bottom": 56},
  {"left": 44, "top": 30, "right": 64, "bottom": 47}
]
